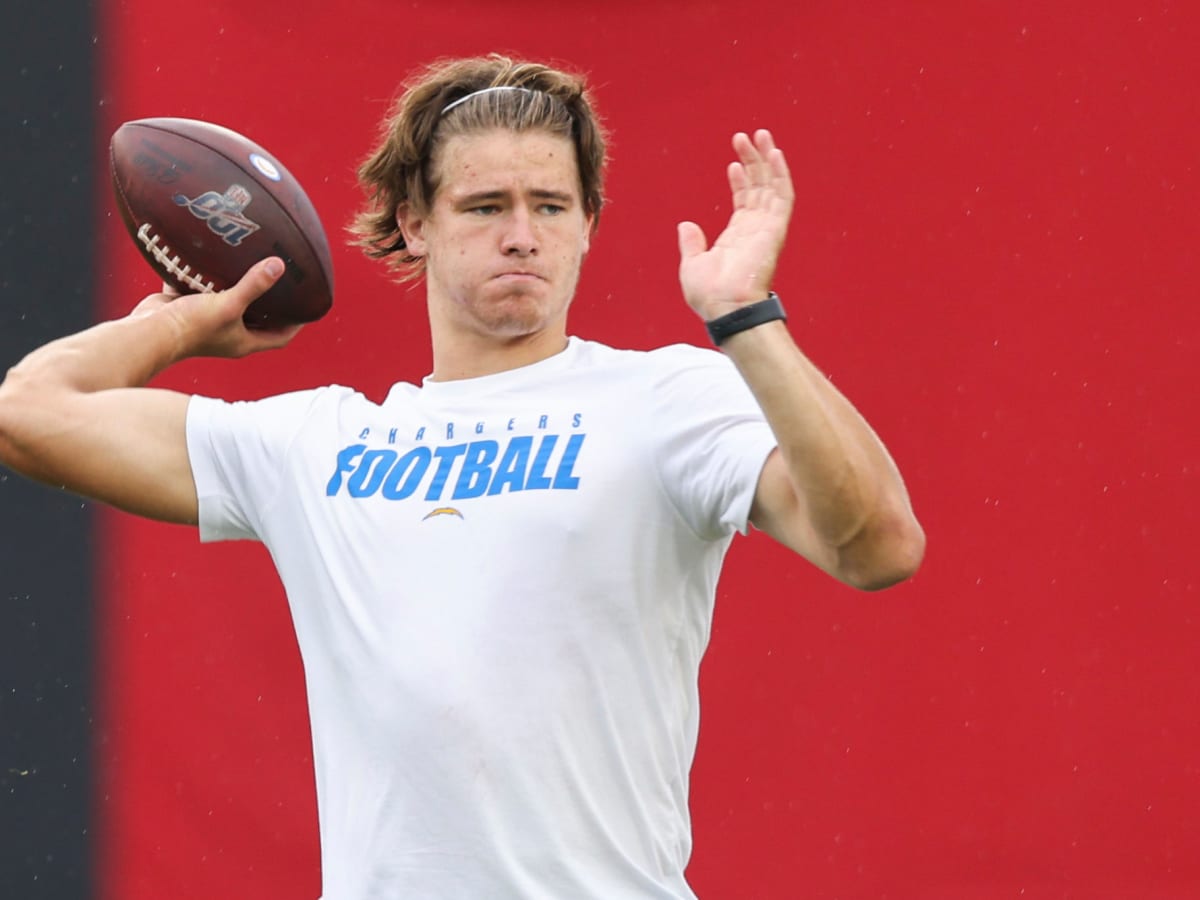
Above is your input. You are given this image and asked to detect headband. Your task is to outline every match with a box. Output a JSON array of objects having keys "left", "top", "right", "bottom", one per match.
[{"left": 440, "top": 86, "right": 538, "bottom": 117}]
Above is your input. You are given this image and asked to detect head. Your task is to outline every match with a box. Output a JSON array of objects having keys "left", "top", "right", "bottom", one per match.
[{"left": 351, "top": 54, "right": 607, "bottom": 283}]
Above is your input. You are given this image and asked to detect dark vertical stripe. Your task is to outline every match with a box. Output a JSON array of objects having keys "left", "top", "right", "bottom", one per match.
[{"left": 0, "top": 1, "right": 96, "bottom": 896}]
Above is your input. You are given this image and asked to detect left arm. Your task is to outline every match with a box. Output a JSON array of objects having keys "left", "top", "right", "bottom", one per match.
[{"left": 678, "top": 130, "right": 924, "bottom": 591}]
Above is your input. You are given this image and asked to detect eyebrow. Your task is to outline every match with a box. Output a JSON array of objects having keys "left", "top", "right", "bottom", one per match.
[{"left": 454, "top": 188, "right": 575, "bottom": 205}]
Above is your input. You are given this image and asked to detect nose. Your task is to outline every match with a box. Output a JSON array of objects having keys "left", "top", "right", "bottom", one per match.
[{"left": 501, "top": 206, "right": 537, "bottom": 256}]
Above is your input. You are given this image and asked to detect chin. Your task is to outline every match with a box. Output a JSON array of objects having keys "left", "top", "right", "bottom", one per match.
[
  {"left": 483, "top": 311, "right": 551, "bottom": 339},
  {"left": 476, "top": 292, "right": 560, "bottom": 337}
]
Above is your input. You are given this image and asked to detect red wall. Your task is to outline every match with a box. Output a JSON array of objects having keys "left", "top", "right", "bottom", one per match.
[{"left": 96, "top": 2, "right": 1199, "bottom": 897}]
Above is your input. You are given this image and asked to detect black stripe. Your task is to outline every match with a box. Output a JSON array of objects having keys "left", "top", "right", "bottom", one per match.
[{"left": 0, "top": 0, "right": 97, "bottom": 895}]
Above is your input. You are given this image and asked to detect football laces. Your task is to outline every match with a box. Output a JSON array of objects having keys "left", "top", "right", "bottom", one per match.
[{"left": 137, "top": 223, "right": 218, "bottom": 294}]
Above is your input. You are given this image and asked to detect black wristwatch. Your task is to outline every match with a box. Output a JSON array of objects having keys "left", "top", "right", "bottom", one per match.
[{"left": 705, "top": 293, "right": 787, "bottom": 346}]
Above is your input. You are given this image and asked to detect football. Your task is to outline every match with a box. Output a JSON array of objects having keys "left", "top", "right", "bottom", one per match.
[{"left": 109, "top": 117, "right": 334, "bottom": 327}]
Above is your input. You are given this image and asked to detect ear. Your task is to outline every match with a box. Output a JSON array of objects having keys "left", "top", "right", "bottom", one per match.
[
  {"left": 580, "top": 212, "right": 595, "bottom": 256},
  {"left": 395, "top": 203, "right": 427, "bottom": 257}
]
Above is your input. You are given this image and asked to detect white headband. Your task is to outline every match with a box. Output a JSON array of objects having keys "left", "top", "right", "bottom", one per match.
[{"left": 440, "top": 86, "right": 537, "bottom": 117}]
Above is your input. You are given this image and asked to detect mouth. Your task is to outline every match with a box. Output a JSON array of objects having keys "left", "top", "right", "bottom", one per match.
[{"left": 492, "top": 270, "right": 544, "bottom": 282}]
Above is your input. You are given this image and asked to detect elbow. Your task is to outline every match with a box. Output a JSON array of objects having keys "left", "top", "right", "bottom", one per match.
[
  {"left": 838, "top": 512, "right": 926, "bottom": 592},
  {"left": 0, "top": 366, "right": 43, "bottom": 471},
  {"left": 855, "top": 526, "right": 925, "bottom": 592},
  {"left": 0, "top": 368, "right": 20, "bottom": 462}
]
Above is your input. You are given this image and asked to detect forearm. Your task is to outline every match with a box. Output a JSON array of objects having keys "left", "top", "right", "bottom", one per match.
[
  {"left": 5, "top": 309, "right": 189, "bottom": 398},
  {"left": 720, "top": 319, "right": 919, "bottom": 553},
  {"left": 678, "top": 130, "right": 920, "bottom": 586},
  {"left": 0, "top": 310, "right": 186, "bottom": 484},
  {"left": 3, "top": 258, "right": 290, "bottom": 406},
  {"left": 0, "top": 261, "right": 292, "bottom": 521}
]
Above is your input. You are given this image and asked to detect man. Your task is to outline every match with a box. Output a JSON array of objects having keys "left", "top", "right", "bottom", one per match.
[{"left": 0, "top": 55, "right": 923, "bottom": 898}]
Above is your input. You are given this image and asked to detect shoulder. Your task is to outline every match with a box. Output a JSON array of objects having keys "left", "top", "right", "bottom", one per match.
[
  {"left": 188, "top": 384, "right": 383, "bottom": 432},
  {"left": 570, "top": 338, "right": 732, "bottom": 379}
]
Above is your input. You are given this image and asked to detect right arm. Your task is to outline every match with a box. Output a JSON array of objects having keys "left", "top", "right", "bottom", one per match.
[{"left": 0, "top": 258, "right": 299, "bottom": 524}]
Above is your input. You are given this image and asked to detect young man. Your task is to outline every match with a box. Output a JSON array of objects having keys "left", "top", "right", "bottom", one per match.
[{"left": 0, "top": 56, "right": 923, "bottom": 898}]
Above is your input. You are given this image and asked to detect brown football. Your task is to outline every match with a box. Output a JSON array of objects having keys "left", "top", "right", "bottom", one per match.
[{"left": 109, "top": 117, "right": 334, "bottom": 328}]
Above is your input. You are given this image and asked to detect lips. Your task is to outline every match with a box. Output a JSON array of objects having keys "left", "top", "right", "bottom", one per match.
[{"left": 492, "top": 270, "right": 544, "bottom": 281}]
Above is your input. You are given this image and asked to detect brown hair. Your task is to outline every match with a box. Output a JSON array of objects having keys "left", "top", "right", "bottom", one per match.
[{"left": 350, "top": 54, "right": 608, "bottom": 282}]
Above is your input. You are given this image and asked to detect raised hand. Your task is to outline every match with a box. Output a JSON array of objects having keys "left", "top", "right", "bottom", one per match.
[{"left": 677, "top": 129, "right": 795, "bottom": 321}]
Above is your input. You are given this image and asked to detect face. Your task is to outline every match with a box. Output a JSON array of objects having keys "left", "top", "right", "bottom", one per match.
[{"left": 399, "top": 128, "right": 593, "bottom": 342}]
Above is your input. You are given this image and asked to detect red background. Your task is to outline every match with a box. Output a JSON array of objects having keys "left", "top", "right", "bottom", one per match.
[{"left": 94, "top": 2, "right": 1199, "bottom": 897}]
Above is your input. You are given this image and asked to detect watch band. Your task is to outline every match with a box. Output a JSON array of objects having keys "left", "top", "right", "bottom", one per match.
[{"left": 705, "top": 293, "right": 786, "bottom": 346}]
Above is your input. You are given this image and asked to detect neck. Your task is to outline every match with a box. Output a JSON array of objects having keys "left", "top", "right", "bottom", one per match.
[{"left": 428, "top": 324, "right": 570, "bottom": 382}]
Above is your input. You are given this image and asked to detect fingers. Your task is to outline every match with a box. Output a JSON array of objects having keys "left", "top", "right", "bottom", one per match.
[
  {"left": 732, "top": 129, "right": 777, "bottom": 171},
  {"left": 757, "top": 130, "right": 794, "bottom": 199},
  {"left": 677, "top": 221, "right": 708, "bottom": 260},
  {"left": 728, "top": 129, "right": 794, "bottom": 207}
]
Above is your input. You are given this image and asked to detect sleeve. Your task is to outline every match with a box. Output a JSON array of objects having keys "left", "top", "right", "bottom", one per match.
[
  {"left": 648, "top": 345, "right": 779, "bottom": 540},
  {"left": 185, "top": 389, "right": 327, "bottom": 543}
]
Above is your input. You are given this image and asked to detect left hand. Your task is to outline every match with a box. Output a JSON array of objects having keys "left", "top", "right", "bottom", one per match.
[{"left": 677, "top": 129, "right": 795, "bottom": 321}]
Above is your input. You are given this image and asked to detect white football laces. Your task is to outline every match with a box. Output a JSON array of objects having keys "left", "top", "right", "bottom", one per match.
[{"left": 136, "top": 223, "right": 218, "bottom": 294}]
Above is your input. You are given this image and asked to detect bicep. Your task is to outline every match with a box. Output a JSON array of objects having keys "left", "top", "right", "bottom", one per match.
[
  {"left": 749, "top": 447, "right": 840, "bottom": 578},
  {"left": 13, "top": 387, "right": 198, "bottom": 524}
]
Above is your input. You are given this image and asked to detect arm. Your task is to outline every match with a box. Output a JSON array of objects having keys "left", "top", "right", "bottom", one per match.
[
  {"left": 677, "top": 130, "right": 924, "bottom": 591},
  {"left": 0, "top": 259, "right": 299, "bottom": 524}
]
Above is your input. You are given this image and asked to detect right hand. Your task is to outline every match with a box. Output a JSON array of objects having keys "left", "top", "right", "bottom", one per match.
[{"left": 130, "top": 257, "right": 304, "bottom": 359}]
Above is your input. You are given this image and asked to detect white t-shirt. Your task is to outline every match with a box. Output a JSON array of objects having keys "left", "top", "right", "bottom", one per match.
[{"left": 186, "top": 337, "right": 777, "bottom": 899}]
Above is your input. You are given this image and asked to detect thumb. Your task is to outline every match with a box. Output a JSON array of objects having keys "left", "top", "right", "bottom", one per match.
[
  {"left": 677, "top": 222, "right": 708, "bottom": 260},
  {"left": 225, "top": 257, "right": 285, "bottom": 308}
]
